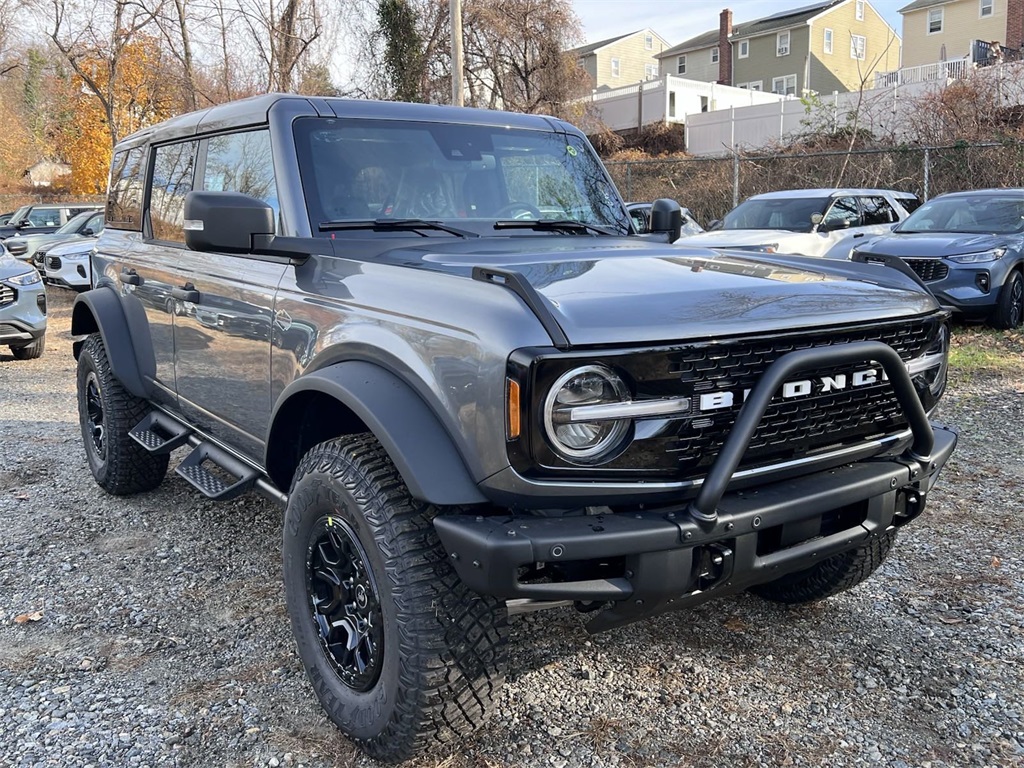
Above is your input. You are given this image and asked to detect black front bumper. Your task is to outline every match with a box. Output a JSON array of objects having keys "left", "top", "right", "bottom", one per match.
[
  {"left": 436, "top": 339, "right": 957, "bottom": 633},
  {"left": 436, "top": 425, "right": 955, "bottom": 632}
]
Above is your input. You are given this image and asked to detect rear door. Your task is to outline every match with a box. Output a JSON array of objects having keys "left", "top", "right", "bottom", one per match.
[{"left": 171, "top": 129, "right": 285, "bottom": 458}]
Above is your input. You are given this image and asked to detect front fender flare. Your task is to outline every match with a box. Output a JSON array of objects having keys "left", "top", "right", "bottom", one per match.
[
  {"left": 71, "top": 287, "right": 154, "bottom": 399},
  {"left": 268, "top": 361, "right": 488, "bottom": 506}
]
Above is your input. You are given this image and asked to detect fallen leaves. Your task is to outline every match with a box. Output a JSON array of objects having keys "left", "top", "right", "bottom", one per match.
[{"left": 13, "top": 610, "right": 44, "bottom": 624}]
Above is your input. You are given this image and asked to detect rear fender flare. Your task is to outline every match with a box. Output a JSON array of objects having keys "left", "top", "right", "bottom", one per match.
[
  {"left": 71, "top": 287, "right": 154, "bottom": 399},
  {"left": 267, "top": 361, "right": 487, "bottom": 506}
]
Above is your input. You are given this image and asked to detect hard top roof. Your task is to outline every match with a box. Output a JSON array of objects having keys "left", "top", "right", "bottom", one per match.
[
  {"left": 750, "top": 188, "right": 918, "bottom": 200},
  {"left": 115, "top": 94, "right": 573, "bottom": 151}
]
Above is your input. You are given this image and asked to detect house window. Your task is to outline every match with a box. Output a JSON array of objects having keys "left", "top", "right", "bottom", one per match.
[
  {"left": 711, "top": 47, "right": 720, "bottom": 63},
  {"left": 677, "top": 55, "right": 687, "bottom": 75},
  {"left": 777, "top": 31, "right": 791, "bottom": 56},
  {"left": 738, "top": 39, "right": 749, "bottom": 58},
  {"left": 980, "top": 0, "right": 994, "bottom": 16},
  {"left": 611, "top": 58, "right": 621, "bottom": 77},
  {"left": 645, "top": 63, "right": 658, "bottom": 79},
  {"left": 856, "top": 0, "right": 865, "bottom": 20},
  {"left": 772, "top": 74, "right": 797, "bottom": 95},
  {"left": 851, "top": 34, "right": 866, "bottom": 59},
  {"left": 749, "top": 81, "right": 763, "bottom": 91},
  {"left": 645, "top": 33, "right": 654, "bottom": 50},
  {"left": 824, "top": 28, "right": 833, "bottom": 54},
  {"left": 928, "top": 7, "right": 943, "bottom": 33}
]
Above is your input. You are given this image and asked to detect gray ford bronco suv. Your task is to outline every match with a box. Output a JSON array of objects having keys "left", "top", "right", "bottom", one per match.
[{"left": 72, "top": 94, "right": 957, "bottom": 762}]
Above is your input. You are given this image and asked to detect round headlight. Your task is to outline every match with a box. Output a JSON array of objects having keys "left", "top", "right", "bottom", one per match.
[{"left": 543, "top": 365, "right": 631, "bottom": 463}]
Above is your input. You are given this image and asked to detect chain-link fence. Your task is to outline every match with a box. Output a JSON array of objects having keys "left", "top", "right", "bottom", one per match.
[{"left": 605, "top": 142, "right": 1024, "bottom": 226}]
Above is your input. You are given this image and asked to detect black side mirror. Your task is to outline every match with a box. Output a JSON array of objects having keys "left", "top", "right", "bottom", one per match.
[
  {"left": 16, "top": 220, "right": 30, "bottom": 228},
  {"left": 82, "top": 228, "right": 94, "bottom": 237},
  {"left": 650, "top": 198, "right": 683, "bottom": 243},
  {"left": 820, "top": 218, "right": 852, "bottom": 232},
  {"left": 183, "top": 191, "right": 274, "bottom": 253}
]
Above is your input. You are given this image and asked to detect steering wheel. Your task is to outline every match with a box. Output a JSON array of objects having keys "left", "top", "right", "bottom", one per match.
[{"left": 494, "top": 202, "right": 543, "bottom": 220}]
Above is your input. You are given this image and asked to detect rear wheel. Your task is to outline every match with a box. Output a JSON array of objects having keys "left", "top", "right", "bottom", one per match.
[
  {"left": 750, "top": 529, "right": 897, "bottom": 605},
  {"left": 76, "top": 334, "right": 169, "bottom": 494},
  {"left": 990, "top": 269, "right": 1023, "bottom": 330},
  {"left": 10, "top": 335, "right": 45, "bottom": 360},
  {"left": 283, "top": 434, "right": 508, "bottom": 763}
]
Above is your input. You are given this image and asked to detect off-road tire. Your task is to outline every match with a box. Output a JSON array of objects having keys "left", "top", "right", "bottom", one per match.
[
  {"left": 990, "top": 269, "right": 1023, "bottom": 330},
  {"left": 76, "top": 334, "right": 169, "bottom": 495},
  {"left": 283, "top": 434, "right": 508, "bottom": 764},
  {"left": 10, "top": 335, "right": 45, "bottom": 360},
  {"left": 750, "top": 529, "right": 897, "bottom": 604}
]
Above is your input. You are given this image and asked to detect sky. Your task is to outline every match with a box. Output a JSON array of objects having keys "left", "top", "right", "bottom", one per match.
[{"left": 571, "top": 0, "right": 909, "bottom": 49}]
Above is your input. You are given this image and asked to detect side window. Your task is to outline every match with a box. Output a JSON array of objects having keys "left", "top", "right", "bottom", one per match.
[
  {"left": 107, "top": 147, "right": 146, "bottom": 230},
  {"left": 898, "top": 196, "right": 923, "bottom": 213},
  {"left": 85, "top": 213, "right": 105, "bottom": 233},
  {"left": 203, "top": 130, "right": 279, "bottom": 219},
  {"left": 822, "top": 197, "right": 860, "bottom": 228},
  {"left": 860, "top": 196, "right": 897, "bottom": 225},
  {"left": 150, "top": 141, "right": 198, "bottom": 243},
  {"left": 27, "top": 208, "right": 59, "bottom": 226},
  {"left": 630, "top": 207, "right": 649, "bottom": 233}
]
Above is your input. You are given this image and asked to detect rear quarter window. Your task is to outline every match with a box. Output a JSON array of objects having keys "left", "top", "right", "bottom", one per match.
[{"left": 107, "top": 147, "right": 147, "bottom": 230}]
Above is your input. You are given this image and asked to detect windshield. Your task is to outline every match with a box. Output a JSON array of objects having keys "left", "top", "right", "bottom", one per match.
[
  {"left": 57, "top": 211, "right": 93, "bottom": 234},
  {"left": 898, "top": 195, "right": 1024, "bottom": 234},
  {"left": 719, "top": 197, "right": 831, "bottom": 232},
  {"left": 293, "top": 117, "right": 631, "bottom": 236},
  {"left": 10, "top": 205, "right": 30, "bottom": 223}
]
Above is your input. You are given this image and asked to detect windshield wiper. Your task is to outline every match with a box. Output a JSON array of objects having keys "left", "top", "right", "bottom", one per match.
[
  {"left": 493, "top": 219, "right": 619, "bottom": 236},
  {"left": 319, "top": 218, "right": 478, "bottom": 238}
]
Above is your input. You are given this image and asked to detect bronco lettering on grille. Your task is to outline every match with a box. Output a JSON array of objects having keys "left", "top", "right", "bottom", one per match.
[{"left": 697, "top": 366, "right": 890, "bottom": 412}]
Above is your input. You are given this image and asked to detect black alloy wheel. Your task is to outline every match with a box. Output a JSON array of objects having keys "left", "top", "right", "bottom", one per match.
[
  {"left": 992, "top": 269, "right": 1024, "bottom": 329},
  {"left": 84, "top": 369, "right": 106, "bottom": 460},
  {"left": 306, "top": 516, "right": 384, "bottom": 692}
]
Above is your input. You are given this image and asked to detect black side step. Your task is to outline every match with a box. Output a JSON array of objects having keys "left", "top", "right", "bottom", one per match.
[
  {"left": 175, "top": 442, "right": 259, "bottom": 501},
  {"left": 129, "top": 411, "right": 191, "bottom": 454}
]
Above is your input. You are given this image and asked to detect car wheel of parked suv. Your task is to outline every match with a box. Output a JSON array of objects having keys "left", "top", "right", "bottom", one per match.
[
  {"left": 991, "top": 270, "right": 1024, "bottom": 330},
  {"left": 10, "top": 335, "right": 45, "bottom": 360},
  {"left": 749, "top": 529, "right": 897, "bottom": 604},
  {"left": 76, "top": 334, "right": 170, "bottom": 494},
  {"left": 282, "top": 434, "right": 508, "bottom": 764}
]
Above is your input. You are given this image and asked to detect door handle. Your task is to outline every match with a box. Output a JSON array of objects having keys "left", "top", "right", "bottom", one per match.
[
  {"left": 852, "top": 233, "right": 866, "bottom": 238},
  {"left": 120, "top": 267, "right": 143, "bottom": 286},
  {"left": 171, "top": 283, "right": 200, "bottom": 302}
]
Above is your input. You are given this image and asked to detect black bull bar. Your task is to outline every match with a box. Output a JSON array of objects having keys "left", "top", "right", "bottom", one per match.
[{"left": 435, "top": 341, "right": 957, "bottom": 632}]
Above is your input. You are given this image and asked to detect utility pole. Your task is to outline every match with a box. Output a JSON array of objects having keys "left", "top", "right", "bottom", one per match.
[{"left": 450, "top": 0, "right": 464, "bottom": 106}]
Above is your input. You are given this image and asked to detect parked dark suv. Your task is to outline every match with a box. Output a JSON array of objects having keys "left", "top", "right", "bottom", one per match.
[{"left": 71, "top": 94, "right": 956, "bottom": 762}]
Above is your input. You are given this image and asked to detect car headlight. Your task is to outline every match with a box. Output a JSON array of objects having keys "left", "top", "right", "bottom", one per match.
[
  {"left": 5, "top": 270, "right": 42, "bottom": 287},
  {"left": 948, "top": 248, "right": 1005, "bottom": 264},
  {"left": 543, "top": 365, "right": 632, "bottom": 463}
]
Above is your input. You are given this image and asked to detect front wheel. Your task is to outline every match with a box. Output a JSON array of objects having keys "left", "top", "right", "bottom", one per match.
[
  {"left": 10, "top": 335, "right": 45, "bottom": 360},
  {"left": 990, "top": 269, "right": 1023, "bottom": 330},
  {"left": 750, "top": 529, "right": 897, "bottom": 605},
  {"left": 283, "top": 434, "right": 508, "bottom": 763}
]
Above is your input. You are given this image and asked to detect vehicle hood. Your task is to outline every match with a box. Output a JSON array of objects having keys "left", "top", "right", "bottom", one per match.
[
  {"left": 678, "top": 229, "right": 807, "bottom": 249},
  {"left": 859, "top": 232, "right": 1014, "bottom": 258},
  {"left": 382, "top": 237, "right": 938, "bottom": 346},
  {"left": 45, "top": 237, "right": 97, "bottom": 256},
  {"left": 0, "top": 254, "right": 39, "bottom": 280},
  {"left": 6, "top": 232, "right": 84, "bottom": 251}
]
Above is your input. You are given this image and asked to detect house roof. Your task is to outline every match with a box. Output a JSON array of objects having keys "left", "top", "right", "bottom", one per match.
[
  {"left": 658, "top": 0, "right": 844, "bottom": 58},
  {"left": 897, "top": 0, "right": 953, "bottom": 12},
  {"left": 572, "top": 31, "right": 638, "bottom": 57}
]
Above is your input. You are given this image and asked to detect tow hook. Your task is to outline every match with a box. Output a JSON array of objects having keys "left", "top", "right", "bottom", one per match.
[{"left": 695, "top": 543, "right": 734, "bottom": 591}]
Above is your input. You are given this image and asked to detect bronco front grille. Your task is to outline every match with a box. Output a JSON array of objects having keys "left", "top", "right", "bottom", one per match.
[
  {"left": 525, "top": 317, "right": 941, "bottom": 483},
  {"left": 904, "top": 259, "right": 948, "bottom": 282}
]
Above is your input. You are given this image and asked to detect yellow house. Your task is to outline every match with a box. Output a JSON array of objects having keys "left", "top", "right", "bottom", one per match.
[
  {"left": 572, "top": 29, "right": 670, "bottom": 92},
  {"left": 899, "top": 0, "right": 1021, "bottom": 67}
]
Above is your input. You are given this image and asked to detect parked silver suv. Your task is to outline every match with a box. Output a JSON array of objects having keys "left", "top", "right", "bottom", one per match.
[{"left": 0, "top": 249, "right": 46, "bottom": 359}]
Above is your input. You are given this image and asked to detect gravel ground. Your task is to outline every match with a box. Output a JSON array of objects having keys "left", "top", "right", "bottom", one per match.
[{"left": 1, "top": 289, "right": 1022, "bottom": 768}]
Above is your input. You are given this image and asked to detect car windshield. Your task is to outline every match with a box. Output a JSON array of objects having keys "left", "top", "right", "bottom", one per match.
[
  {"left": 897, "top": 196, "right": 1024, "bottom": 234},
  {"left": 10, "top": 205, "right": 30, "bottom": 223},
  {"left": 719, "top": 197, "right": 831, "bottom": 232},
  {"left": 57, "top": 211, "right": 94, "bottom": 234},
  {"left": 293, "top": 117, "right": 631, "bottom": 237}
]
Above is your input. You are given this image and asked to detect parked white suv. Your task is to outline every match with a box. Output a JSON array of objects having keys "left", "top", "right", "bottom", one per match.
[{"left": 680, "top": 188, "right": 921, "bottom": 259}]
